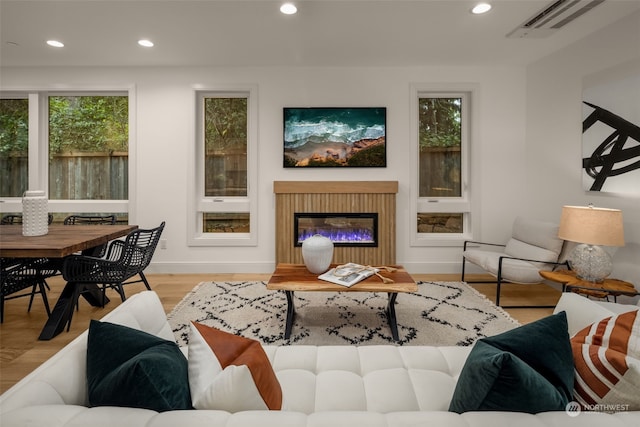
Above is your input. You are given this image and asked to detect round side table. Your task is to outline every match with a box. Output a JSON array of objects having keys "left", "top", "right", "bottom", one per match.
[{"left": 539, "top": 269, "right": 637, "bottom": 301}]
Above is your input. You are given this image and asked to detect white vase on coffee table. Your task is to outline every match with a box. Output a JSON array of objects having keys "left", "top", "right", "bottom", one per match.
[{"left": 301, "top": 234, "right": 334, "bottom": 274}]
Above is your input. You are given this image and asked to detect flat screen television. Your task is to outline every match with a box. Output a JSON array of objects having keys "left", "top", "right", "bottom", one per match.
[{"left": 283, "top": 107, "right": 386, "bottom": 167}]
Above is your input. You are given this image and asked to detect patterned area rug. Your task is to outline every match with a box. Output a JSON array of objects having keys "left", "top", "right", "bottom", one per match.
[{"left": 168, "top": 281, "right": 520, "bottom": 347}]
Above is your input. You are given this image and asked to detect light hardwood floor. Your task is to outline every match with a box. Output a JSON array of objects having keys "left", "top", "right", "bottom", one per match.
[{"left": 0, "top": 273, "right": 561, "bottom": 394}]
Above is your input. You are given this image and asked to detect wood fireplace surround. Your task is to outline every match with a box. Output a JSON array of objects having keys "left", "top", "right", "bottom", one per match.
[{"left": 274, "top": 181, "right": 398, "bottom": 266}]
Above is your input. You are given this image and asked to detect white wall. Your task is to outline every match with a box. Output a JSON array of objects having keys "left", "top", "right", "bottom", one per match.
[
  {"left": 524, "top": 11, "right": 640, "bottom": 286},
  {"left": 1, "top": 65, "right": 529, "bottom": 274},
  {"left": 8, "top": 7, "right": 639, "bottom": 278},
  {"left": 2, "top": 16, "right": 637, "bottom": 287}
]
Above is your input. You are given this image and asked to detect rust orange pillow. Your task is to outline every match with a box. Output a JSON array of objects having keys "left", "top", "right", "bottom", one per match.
[
  {"left": 187, "top": 322, "right": 282, "bottom": 412},
  {"left": 571, "top": 309, "right": 640, "bottom": 411}
]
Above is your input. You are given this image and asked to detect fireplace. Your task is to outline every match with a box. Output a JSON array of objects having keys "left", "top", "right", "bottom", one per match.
[
  {"left": 274, "top": 181, "right": 397, "bottom": 265},
  {"left": 294, "top": 213, "right": 378, "bottom": 247}
]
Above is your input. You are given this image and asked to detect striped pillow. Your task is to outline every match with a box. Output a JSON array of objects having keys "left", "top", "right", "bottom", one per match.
[{"left": 571, "top": 309, "right": 640, "bottom": 411}]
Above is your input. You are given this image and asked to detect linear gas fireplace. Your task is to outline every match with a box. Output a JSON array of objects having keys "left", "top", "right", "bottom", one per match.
[
  {"left": 274, "top": 181, "right": 397, "bottom": 265},
  {"left": 294, "top": 213, "right": 378, "bottom": 247}
]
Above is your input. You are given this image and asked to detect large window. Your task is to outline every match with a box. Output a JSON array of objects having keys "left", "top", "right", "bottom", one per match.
[
  {"left": 411, "top": 87, "right": 474, "bottom": 245},
  {"left": 0, "top": 97, "right": 29, "bottom": 197},
  {"left": 191, "top": 87, "right": 257, "bottom": 246},
  {"left": 0, "top": 92, "right": 130, "bottom": 221},
  {"left": 48, "top": 95, "right": 129, "bottom": 200}
]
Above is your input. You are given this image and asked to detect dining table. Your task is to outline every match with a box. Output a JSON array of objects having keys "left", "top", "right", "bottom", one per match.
[{"left": 0, "top": 223, "right": 138, "bottom": 340}]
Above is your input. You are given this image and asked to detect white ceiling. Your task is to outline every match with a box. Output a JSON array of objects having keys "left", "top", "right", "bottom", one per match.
[{"left": 1, "top": 0, "right": 639, "bottom": 68}]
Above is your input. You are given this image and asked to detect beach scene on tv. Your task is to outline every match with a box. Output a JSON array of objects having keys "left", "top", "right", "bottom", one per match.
[{"left": 283, "top": 107, "right": 386, "bottom": 167}]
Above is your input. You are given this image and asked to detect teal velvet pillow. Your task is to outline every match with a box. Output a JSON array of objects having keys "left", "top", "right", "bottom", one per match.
[
  {"left": 449, "top": 311, "right": 574, "bottom": 414},
  {"left": 86, "top": 320, "right": 192, "bottom": 412}
]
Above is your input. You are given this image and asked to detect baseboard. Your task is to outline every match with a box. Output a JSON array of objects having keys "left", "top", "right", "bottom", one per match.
[
  {"left": 146, "top": 261, "right": 276, "bottom": 274},
  {"left": 399, "top": 261, "right": 466, "bottom": 275},
  {"left": 147, "top": 260, "right": 471, "bottom": 275}
]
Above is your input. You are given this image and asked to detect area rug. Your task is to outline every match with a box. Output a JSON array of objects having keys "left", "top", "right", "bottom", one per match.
[{"left": 168, "top": 281, "right": 520, "bottom": 347}]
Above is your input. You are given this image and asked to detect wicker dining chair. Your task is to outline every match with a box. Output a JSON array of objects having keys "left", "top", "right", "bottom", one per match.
[
  {"left": 60, "top": 214, "right": 119, "bottom": 312},
  {"left": 61, "top": 221, "right": 165, "bottom": 330},
  {"left": 1, "top": 213, "right": 54, "bottom": 225},
  {"left": 0, "top": 258, "right": 53, "bottom": 323},
  {"left": 0, "top": 215, "right": 22, "bottom": 225},
  {"left": 63, "top": 214, "right": 117, "bottom": 225},
  {"left": 63, "top": 214, "right": 117, "bottom": 257},
  {"left": 1, "top": 213, "right": 57, "bottom": 291}
]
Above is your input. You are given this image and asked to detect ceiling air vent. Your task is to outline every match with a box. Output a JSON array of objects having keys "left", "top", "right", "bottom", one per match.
[{"left": 507, "top": 0, "right": 605, "bottom": 38}]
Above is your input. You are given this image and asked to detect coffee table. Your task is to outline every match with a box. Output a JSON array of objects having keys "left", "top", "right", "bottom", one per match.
[{"left": 267, "top": 263, "right": 418, "bottom": 341}]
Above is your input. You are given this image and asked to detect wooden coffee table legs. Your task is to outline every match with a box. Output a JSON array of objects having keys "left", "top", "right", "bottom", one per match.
[{"left": 282, "top": 290, "right": 401, "bottom": 341}]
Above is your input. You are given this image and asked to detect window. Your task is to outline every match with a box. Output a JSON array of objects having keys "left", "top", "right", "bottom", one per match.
[
  {"left": 0, "top": 91, "right": 131, "bottom": 221},
  {"left": 418, "top": 97, "right": 462, "bottom": 199},
  {"left": 204, "top": 97, "right": 247, "bottom": 198},
  {"left": 0, "top": 97, "right": 29, "bottom": 197},
  {"left": 48, "top": 95, "right": 129, "bottom": 201},
  {"left": 191, "top": 87, "right": 257, "bottom": 246},
  {"left": 410, "top": 86, "right": 474, "bottom": 245}
]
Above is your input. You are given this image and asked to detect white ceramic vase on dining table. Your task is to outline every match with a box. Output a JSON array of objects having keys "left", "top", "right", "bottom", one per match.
[{"left": 22, "top": 190, "right": 49, "bottom": 236}]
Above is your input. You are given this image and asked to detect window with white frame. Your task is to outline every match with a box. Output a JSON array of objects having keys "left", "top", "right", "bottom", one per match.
[
  {"left": 0, "top": 92, "right": 130, "bottom": 221},
  {"left": 0, "top": 96, "right": 29, "bottom": 198},
  {"left": 410, "top": 87, "right": 474, "bottom": 245},
  {"left": 191, "top": 88, "right": 257, "bottom": 246}
]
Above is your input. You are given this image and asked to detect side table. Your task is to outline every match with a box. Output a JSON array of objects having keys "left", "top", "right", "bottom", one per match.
[{"left": 539, "top": 269, "right": 637, "bottom": 302}]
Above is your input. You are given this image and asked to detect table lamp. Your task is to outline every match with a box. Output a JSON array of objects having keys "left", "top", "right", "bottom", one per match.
[{"left": 558, "top": 205, "right": 624, "bottom": 283}]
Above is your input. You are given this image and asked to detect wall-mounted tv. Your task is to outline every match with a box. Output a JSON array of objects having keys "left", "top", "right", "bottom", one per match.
[{"left": 283, "top": 107, "right": 386, "bottom": 167}]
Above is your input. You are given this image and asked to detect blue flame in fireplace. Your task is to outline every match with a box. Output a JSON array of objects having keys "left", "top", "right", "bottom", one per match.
[
  {"left": 298, "top": 228, "right": 374, "bottom": 244},
  {"left": 294, "top": 213, "right": 378, "bottom": 247}
]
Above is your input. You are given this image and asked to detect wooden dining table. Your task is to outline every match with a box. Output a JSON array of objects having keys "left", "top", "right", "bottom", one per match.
[{"left": 0, "top": 224, "right": 137, "bottom": 340}]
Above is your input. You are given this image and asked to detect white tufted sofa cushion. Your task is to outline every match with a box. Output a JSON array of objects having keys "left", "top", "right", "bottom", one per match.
[{"left": 265, "top": 345, "right": 469, "bottom": 413}]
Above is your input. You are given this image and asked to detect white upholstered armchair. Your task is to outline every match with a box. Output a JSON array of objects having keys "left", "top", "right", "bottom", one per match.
[{"left": 461, "top": 216, "right": 568, "bottom": 308}]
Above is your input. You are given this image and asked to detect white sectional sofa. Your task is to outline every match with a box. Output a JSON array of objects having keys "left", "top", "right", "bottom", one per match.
[{"left": 1, "top": 290, "right": 638, "bottom": 427}]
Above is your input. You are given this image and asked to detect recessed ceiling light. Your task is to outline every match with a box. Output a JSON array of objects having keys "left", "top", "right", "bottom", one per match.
[
  {"left": 46, "top": 40, "right": 64, "bottom": 48},
  {"left": 280, "top": 3, "right": 297, "bottom": 15},
  {"left": 138, "top": 39, "right": 154, "bottom": 47},
  {"left": 471, "top": 3, "right": 492, "bottom": 14}
]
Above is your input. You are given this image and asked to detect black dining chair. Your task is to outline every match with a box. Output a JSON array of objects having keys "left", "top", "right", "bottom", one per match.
[
  {"left": 0, "top": 214, "right": 23, "bottom": 225},
  {"left": 1, "top": 213, "right": 54, "bottom": 225},
  {"left": 0, "top": 258, "right": 53, "bottom": 323},
  {"left": 61, "top": 214, "right": 118, "bottom": 311},
  {"left": 61, "top": 222, "right": 165, "bottom": 330},
  {"left": 63, "top": 215, "right": 117, "bottom": 226},
  {"left": 1, "top": 213, "right": 57, "bottom": 291},
  {"left": 63, "top": 214, "right": 117, "bottom": 257}
]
